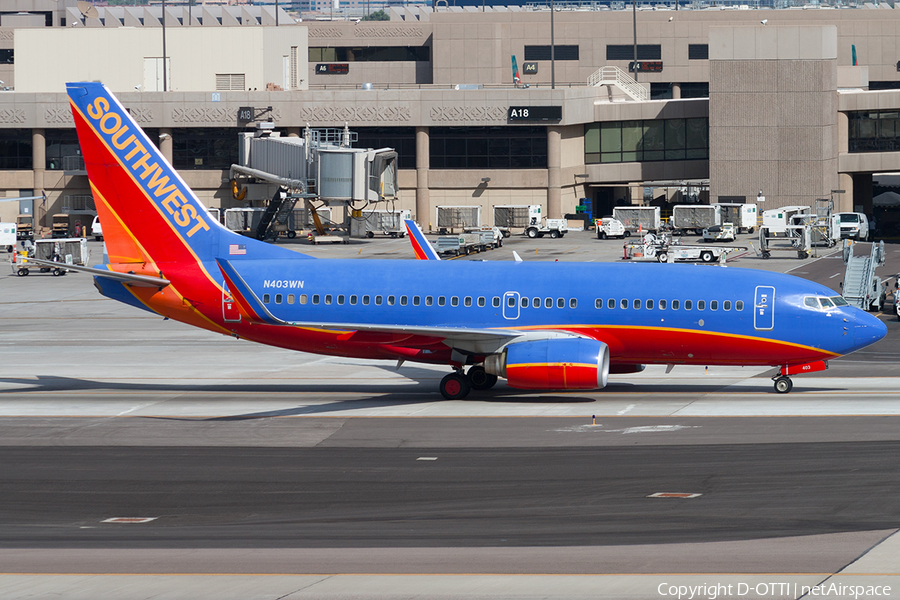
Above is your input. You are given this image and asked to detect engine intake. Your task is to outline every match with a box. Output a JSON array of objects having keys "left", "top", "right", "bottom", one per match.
[{"left": 484, "top": 338, "right": 610, "bottom": 390}]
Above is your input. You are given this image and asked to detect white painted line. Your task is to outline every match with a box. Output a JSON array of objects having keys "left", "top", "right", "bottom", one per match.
[
  {"left": 416, "top": 457, "right": 438, "bottom": 461},
  {"left": 617, "top": 404, "right": 636, "bottom": 415},
  {"left": 101, "top": 517, "right": 158, "bottom": 524},
  {"left": 647, "top": 492, "right": 702, "bottom": 499},
  {"left": 830, "top": 273, "right": 840, "bottom": 278}
]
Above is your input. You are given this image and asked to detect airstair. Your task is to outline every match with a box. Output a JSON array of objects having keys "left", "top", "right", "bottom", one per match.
[
  {"left": 587, "top": 66, "right": 650, "bottom": 102},
  {"left": 255, "top": 190, "right": 299, "bottom": 241},
  {"left": 841, "top": 240, "right": 886, "bottom": 311}
]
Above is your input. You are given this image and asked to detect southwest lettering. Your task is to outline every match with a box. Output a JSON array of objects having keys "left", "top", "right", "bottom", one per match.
[
  {"left": 137, "top": 158, "right": 159, "bottom": 180},
  {"left": 111, "top": 128, "right": 135, "bottom": 150},
  {"left": 186, "top": 218, "right": 210, "bottom": 237},
  {"left": 99, "top": 112, "right": 122, "bottom": 134},
  {"left": 175, "top": 203, "right": 197, "bottom": 227},
  {"left": 161, "top": 190, "right": 184, "bottom": 216},
  {"left": 146, "top": 167, "right": 177, "bottom": 198},
  {"left": 87, "top": 96, "right": 109, "bottom": 120},
  {"left": 124, "top": 140, "right": 146, "bottom": 162},
  {"left": 132, "top": 152, "right": 154, "bottom": 174}
]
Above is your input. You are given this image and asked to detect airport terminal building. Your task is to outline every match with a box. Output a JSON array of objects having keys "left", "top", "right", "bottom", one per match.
[{"left": 2, "top": 1, "right": 900, "bottom": 232}]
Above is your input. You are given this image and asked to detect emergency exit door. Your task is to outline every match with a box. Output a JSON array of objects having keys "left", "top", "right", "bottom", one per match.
[{"left": 754, "top": 286, "right": 774, "bottom": 331}]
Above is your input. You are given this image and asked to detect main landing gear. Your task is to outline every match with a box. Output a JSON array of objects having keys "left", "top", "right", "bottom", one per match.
[
  {"left": 439, "top": 365, "right": 498, "bottom": 400},
  {"left": 773, "top": 375, "right": 793, "bottom": 394}
]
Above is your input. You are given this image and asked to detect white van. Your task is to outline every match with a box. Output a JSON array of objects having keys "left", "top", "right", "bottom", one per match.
[
  {"left": 91, "top": 215, "right": 103, "bottom": 241},
  {"left": 835, "top": 212, "right": 868, "bottom": 240}
]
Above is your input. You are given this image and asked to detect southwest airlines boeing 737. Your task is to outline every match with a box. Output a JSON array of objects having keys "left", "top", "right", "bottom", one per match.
[{"left": 51, "top": 82, "right": 886, "bottom": 399}]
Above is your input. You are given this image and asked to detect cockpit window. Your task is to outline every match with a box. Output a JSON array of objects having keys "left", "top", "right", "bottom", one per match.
[
  {"left": 804, "top": 298, "right": 819, "bottom": 308},
  {"left": 831, "top": 296, "right": 849, "bottom": 306},
  {"left": 805, "top": 296, "right": 847, "bottom": 309},
  {"left": 819, "top": 298, "right": 835, "bottom": 309}
]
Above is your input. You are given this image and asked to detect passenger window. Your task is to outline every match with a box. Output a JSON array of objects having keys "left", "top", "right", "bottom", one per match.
[
  {"left": 375, "top": 295, "right": 383, "bottom": 305},
  {"left": 633, "top": 299, "right": 641, "bottom": 310},
  {"left": 362, "top": 295, "right": 370, "bottom": 305},
  {"left": 312, "top": 294, "right": 320, "bottom": 305},
  {"left": 451, "top": 296, "right": 459, "bottom": 307},
  {"left": 528, "top": 297, "right": 537, "bottom": 308},
  {"left": 263, "top": 294, "right": 271, "bottom": 304},
  {"left": 300, "top": 294, "right": 307, "bottom": 305},
  {"left": 492, "top": 297, "right": 500, "bottom": 308},
  {"left": 324, "top": 294, "right": 332, "bottom": 305},
  {"left": 620, "top": 299, "right": 628, "bottom": 309},
  {"left": 477, "top": 297, "right": 485, "bottom": 307},
  {"left": 465, "top": 296, "right": 472, "bottom": 307},
  {"left": 545, "top": 298, "right": 553, "bottom": 309},
  {"left": 698, "top": 300, "right": 705, "bottom": 310},
  {"left": 400, "top": 296, "right": 408, "bottom": 306},
  {"left": 387, "top": 295, "right": 395, "bottom": 306},
  {"left": 608, "top": 298, "right": 615, "bottom": 309},
  {"left": 723, "top": 300, "right": 731, "bottom": 311},
  {"left": 337, "top": 295, "right": 345, "bottom": 305},
  {"left": 659, "top": 299, "right": 667, "bottom": 310},
  {"left": 438, "top": 296, "right": 446, "bottom": 306},
  {"left": 685, "top": 300, "right": 692, "bottom": 310},
  {"left": 557, "top": 298, "right": 565, "bottom": 308},
  {"left": 672, "top": 300, "right": 680, "bottom": 310},
  {"left": 350, "top": 295, "right": 358, "bottom": 305},
  {"left": 507, "top": 296, "right": 516, "bottom": 307},
  {"left": 520, "top": 297, "right": 528, "bottom": 308},
  {"left": 426, "top": 296, "right": 433, "bottom": 306},
  {"left": 288, "top": 294, "right": 295, "bottom": 304},
  {"left": 413, "top": 296, "right": 421, "bottom": 306},
  {"left": 595, "top": 298, "right": 603, "bottom": 309},
  {"left": 736, "top": 300, "right": 744, "bottom": 311},
  {"left": 710, "top": 300, "right": 717, "bottom": 311},
  {"left": 275, "top": 294, "right": 283, "bottom": 304},
  {"left": 570, "top": 298, "right": 577, "bottom": 309},
  {"left": 646, "top": 299, "right": 654, "bottom": 309}
]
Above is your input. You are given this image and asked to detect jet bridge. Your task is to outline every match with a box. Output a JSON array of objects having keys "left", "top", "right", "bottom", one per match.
[{"left": 229, "top": 125, "right": 399, "bottom": 241}]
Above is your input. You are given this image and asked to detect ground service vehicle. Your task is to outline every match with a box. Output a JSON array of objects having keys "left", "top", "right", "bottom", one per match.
[
  {"left": 52, "top": 82, "right": 887, "bottom": 398},
  {"left": 1, "top": 222, "right": 15, "bottom": 252},
  {"left": 672, "top": 205, "right": 721, "bottom": 235},
  {"left": 613, "top": 206, "right": 661, "bottom": 235},
  {"left": 16, "top": 214, "right": 33, "bottom": 240},
  {"left": 91, "top": 216, "right": 102, "bottom": 241},
  {"left": 702, "top": 223, "right": 736, "bottom": 243},
  {"left": 762, "top": 206, "right": 810, "bottom": 235},
  {"left": 715, "top": 203, "right": 758, "bottom": 233},
  {"left": 525, "top": 218, "right": 567, "bottom": 239},
  {"left": 836, "top": 212, "right": 869, "bottom": 240},
  {"left": 596, "top": 217, "right": 626, "bottom": 239}
]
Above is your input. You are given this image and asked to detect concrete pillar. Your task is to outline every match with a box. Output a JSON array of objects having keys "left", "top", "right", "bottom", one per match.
[
  {"left": 32, "top": 128, "right": 46, "bottom": 229},
  {"left": 547, "top": 126, "right": 561, "bottom": 219},
  {"left": 415, "top": 126, "right": 430, "bottom": 229},
  {"left": 159, "top": 128, "right": 173, "bottom": 164},
  {"left": 837, "top": 174, "right": 853, "bottom": 213},
  {"left": 671, "top": 82, "right": 681, "bottom": 99}
]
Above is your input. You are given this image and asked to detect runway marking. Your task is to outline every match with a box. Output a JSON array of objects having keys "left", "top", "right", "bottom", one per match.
[
  {"left": 101, "top": 517, "right": 157, "bottom": 524},
  {"left": 830, "top": 273, "right": 841, "bottom": 278},
  {"left": 416, "top": 457, "right": 438, "bottom": 461},
  {"left": 647, "top": 492, "right": 702, "bottom": 499},
  {"left": 617, "top": 404, "right": 636, "bottom": 415}
]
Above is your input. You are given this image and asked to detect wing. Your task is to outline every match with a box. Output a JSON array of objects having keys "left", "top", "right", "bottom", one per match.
[{"left": 15, "top": 258, "right": 170, "bottom": 288}]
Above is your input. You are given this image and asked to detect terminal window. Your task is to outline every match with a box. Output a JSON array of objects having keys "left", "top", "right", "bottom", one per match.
[
  {"left": 584, "top": 118, "right": 708, "bottom": 164},
  {"left": 688, "top": 45, "right": 709, "bottom": 60},
  {"left": 172, "top": 128, "right": 240, "bottom": 170},
  {"left": 309, "top": 46, "right": 430, "bottom": 62},
  {"left": 524, "top": 45, "right": 579, "bottom": 61},
  {"left": 849, "top": 111, "right": 900, "bottom": 153},
  {"left": 430, "top": 127, "right": 547, "bottom": 169},
  {"left": 0, "top": 130, "right": 32, "bottom": 170},
  {"left": 606, "top": 45, "right": 661, "bottom": 61}
]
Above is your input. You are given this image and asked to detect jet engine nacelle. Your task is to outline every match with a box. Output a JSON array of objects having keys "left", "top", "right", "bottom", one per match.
[{"left": 484, "top": 338, "right": 610, "bottom": 390}]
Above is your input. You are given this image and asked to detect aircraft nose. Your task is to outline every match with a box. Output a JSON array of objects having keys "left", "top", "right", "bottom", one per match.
[{"left": 852, "top": 310, "right": 887, "bottom": 351}]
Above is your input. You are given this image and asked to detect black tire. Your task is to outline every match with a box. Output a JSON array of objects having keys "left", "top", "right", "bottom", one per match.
[
  {"left": 366, "top": 231, "right": 374, "bottom": 239},
  {"left": 467, "top": 366, "right": 498, "bottom": 391},
  {"left": 287, "top": 231, "right": 297, "bottom": 239},
  {"left": 657, "top": 252, "right": 668, "bottom": 263},
  {"left": 52, "top": 268, "right": 62, "bottom": 277},
  {"left": 526, "top": 228, "right": 538, "bottom": 239},
  {"left": 17, "top": 267, "right": 28, "bottom": 276},
  {"left": 700, "top": 251, "right": 714, "bottom": 263},
  {"left": 774, "top": 377, "right": 793, "bottom": 394},
  {"left": 550, "top": 230, "right": 560, "bottom": 239},
  {"left": 624, "top": 231, "right": 631, "bottom": 238},
  {"left": 762, "top": 251, "right": 771, "bottom": 259},
  {"left": 440, "top": 373, "right": 471, "bottom": 400},
  {"left": 598, "top": 231, "right": 608, "bottom": 240},
  {"left": 502, "top": 230, "right": 511, "bottom": 238},
  {"left": 748, "top": 227, "right": 755, "bottom": 234}
]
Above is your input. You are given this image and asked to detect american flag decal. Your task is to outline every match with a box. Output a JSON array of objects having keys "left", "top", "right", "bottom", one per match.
[{"left": 229, "top": 244, "right": 247, "bottom": 255}]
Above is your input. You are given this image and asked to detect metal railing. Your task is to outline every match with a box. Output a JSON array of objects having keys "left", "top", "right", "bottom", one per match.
[
  {"left": 588, "top": 66, "right": 649, "bottom": 102},
  {"left": 62, "top": 194, "right": 96, "bottom": 214}
]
